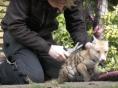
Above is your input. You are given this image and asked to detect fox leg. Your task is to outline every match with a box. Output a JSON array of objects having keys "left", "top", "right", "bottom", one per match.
[
  {"left": 58, "top": 67, "right": 69, "bottom": 84},
  {"left": 77, "top": 63, "right": 90, "bottom": 81}
]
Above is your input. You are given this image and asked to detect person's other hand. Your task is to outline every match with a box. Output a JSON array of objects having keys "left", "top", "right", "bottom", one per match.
[
  {"left": 93, "top": 25, "right": 104, "bottom": 39},
  {"left": 85, "top": 42, "right": 93, "bottom": 49},
  {"left": 48, "top": 45, "right": 70, "bottom": 62}
]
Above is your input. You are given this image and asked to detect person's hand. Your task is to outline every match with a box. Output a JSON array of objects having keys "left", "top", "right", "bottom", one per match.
[
  {"left": 93, "top": 25, "right": 104, "bottom": 39},
  {"left": 85, "top": 42, "right": 93, "bottom": 49},
  {"left": 48, "top": 45, "right": 70, "bottom": 62}
]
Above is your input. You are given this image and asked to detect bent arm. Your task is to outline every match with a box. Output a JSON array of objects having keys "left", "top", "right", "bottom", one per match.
[
  {"left": 64, "top": 0, "right": 89, "bottom": 45},
  {"left": 1, "top": 0, "right": 51, "bottom": 54}
]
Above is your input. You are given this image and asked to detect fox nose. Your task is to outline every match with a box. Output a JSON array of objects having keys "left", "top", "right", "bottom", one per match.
[{"left": 99, "top": 59, "right": 105, "bottom": 66}]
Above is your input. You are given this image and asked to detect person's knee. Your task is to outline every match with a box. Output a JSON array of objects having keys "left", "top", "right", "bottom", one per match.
[{"left": 29, "top": 69, "right": 44, "bottom": 83}]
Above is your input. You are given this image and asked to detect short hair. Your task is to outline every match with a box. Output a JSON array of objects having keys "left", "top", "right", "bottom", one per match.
[{"left": 65, "top": 0, "right": 76, "bottom": 8}]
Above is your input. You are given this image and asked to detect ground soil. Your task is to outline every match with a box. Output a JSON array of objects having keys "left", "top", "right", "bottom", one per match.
[{"left": 0, "top": 81, "right": 118, "bottom": 88}]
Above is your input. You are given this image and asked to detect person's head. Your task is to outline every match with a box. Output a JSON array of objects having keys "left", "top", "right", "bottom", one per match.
[{"left": 48, "top": 0, "right": 76, "bottom": 11}]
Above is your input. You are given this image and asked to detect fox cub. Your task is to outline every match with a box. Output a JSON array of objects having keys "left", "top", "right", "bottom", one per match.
[{"left": 58, "top": 37, "right": 109, "bottom": 83}]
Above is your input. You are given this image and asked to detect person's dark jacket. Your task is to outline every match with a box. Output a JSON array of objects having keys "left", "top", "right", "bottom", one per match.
[{"left": 1, "top": 0, "right": 89, "bottom": 55}]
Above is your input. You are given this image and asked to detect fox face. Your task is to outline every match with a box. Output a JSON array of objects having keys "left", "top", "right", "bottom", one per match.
[{"left": 89, "top": 37, "right": 109, "bottom": 64}]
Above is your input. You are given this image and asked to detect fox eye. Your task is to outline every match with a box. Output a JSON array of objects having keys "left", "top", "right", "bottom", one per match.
[{"left": 105, "top": 51, "right": 108, "bottom": 53}]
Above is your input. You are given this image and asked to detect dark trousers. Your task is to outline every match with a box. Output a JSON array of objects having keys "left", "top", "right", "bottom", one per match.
[{"left": 3, "top": 31, "right": 62, "bottom": 83}]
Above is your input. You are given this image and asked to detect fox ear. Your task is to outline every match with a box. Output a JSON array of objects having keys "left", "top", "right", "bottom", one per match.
[{"left": 92, "top": 36, "right": 98, "bottom": 43}]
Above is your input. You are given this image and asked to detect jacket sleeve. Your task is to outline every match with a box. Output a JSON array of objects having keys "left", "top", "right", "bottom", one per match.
[
  {"left": 64, "top": 0, "right": 90, "bottom": 45},
  {"left": 2, "top": 0, "right": 51, "bottom": 54}
]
